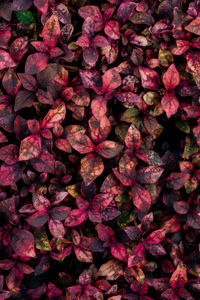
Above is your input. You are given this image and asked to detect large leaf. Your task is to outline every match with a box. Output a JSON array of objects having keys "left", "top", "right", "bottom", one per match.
[
  {"left": 11, "top": 229, "right": 36, "bottom": 258},
  {"left": 19, "top": 134, "right": 41, "bottom": 161},
  {"left": 166, "top": 173, "right": 190, "bottom": 190},
  {"left": 132, "top": 183, "right": 151, "bottom": 213},
  {"left": 25, "top": 53, "right": 49, "bottom": 74},
  {"left": 125, "top": 124, "right": 142, "bottom": 150},
  {"left": 96, "top": 141, "right": 123, "bottom": 158},
  {"left": 42, "top": 15, "right": 60, "bottom": 48},
  {"left": 161, "top": 92, "right": 179, "bottom": 118},
  {"left": 169, "top": 262, "right": 188, "bottom": 289},
  {"left": 139, "top": 67, "right": 159, "bottom": 90},
  {"left": 64, "top": 209, "right": 87, "bottom": 227},
  {"left": 0, "top": 50, "right": 16, "bottom": 70},
  {"left": 80, "top": 153, "right": 104, "bottom": 185},
  {"left": 136, "top": 166, "right": 164, "bottom": 184},
  {"left": 185, "top": 17, "right": 200, "bottom": 35},
  {"left": 102, "top": 68, "right": 121, "bottom": 94},
  {"left": 162, "top": 64, "right": 180, "bottom": 90}
]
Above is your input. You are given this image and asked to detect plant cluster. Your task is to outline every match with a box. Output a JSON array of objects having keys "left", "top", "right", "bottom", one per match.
[{"left": 0, "top": 0, "right": 200, "bottom": 299}]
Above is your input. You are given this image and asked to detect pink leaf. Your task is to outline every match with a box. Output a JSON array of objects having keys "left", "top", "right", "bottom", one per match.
[
  {"left": 162, "top": 64, "right": 180, "bottom": 90},
  {"left": 161, "top": 92, "right": 179, "bottom": 118},
  {"left": 25, "top": 53, "right": 49, "bottom": 75},
  {"left": 64, "top": 209, "right": 87, "bottom": 227},
  {"left": 104, "top": 21, "right": 120, "bottom": 40},
  {"left": 0, "top": 50, "right": 16, "bottom": 70},
  {"left": 42, "top": 14, "right": 60, "bottom": 48},
  {"left": 11, "top": 229, "right": 36, "bottom": 258},
  {"left": 19, "top": 134, "right": 42, "bottom": 161}
]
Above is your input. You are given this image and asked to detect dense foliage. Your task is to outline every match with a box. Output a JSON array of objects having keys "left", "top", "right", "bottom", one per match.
[{"left": 0, "top": 0, "right": 200, "bottom": 299}]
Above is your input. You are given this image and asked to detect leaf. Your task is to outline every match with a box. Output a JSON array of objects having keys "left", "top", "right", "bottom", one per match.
[
  {"left": 32, "top": 193, "right": 50, "bottom": 211},
  {"left": 144, "top": 243, "right": 166, "bottom": 256},
  {"left": 10, "top": 36, "right": 28, "bottom": 62},
  {"left": 170, "top": 262, "right": 188, "bottom": 289},
  {"left": 162, "top": 64, "right": 180, "bottom": 90},
  {"left": 136, "top": 166, "right": 164, "bottom": 184},
  {"left": 91, "top": 194, "right": 114, "bottom": 211},
  {"left": 99, "top": 260, "right": 124, "bottom": 280},
  {"left": 124, "top": 227, "right": 142, "bottom": 241},
  {"left": 128, "top": 243, "right": 145, "bottom": 267},
  {"left": 12, "top": 0, "right": 33, "bottom": 10},
  {"left": 30, "top": 151, "right": 55, "bottom": 173},
  {"left": 25, "top": 53, "right": 49, "bottom": 75},
  {"left": 125, "top": 124, "right": 142, "bottom": 150},
  {"left": 89, "top": 115, "right": 111, "bottom": 144},
  {"left": 2, "top": 69, "right": 21, "bottom": 96},
  {"left": 132, "top": 183, "right": 151, "bottom": 213},
  {"left": 96, "top": 141, "right": 123, "bottom": 158},
  {"left": 26, "top": 212, "right": 49, "bottom": 227},
  {"left": 48, "top": 219, "right": 65, "bottom": 238},
  {"left": 102, "top": 68, "right": 121, "bottom": 94},
  {"left": 17, "top": 73, "right": 37, "bottom": 91},
  {"left": 78, "top": 6, "right": 103, "bottom": 31},
  {"left": 42, "top": 14, "right": 60, "bottom": 48},
  {"left": 83, "top": 47, "right": 98, "bottom": 67},
  {"left": 166, "top": 173, "right": 190, "bottom": 190},
  {"left": 91, "top": 96, "right": 107, "bottom": 120},
  {"left": 185, "top": 17, "right": 200, "bottom": 35},
  {"left": 0, "top": 50, "right": 16, "bottom": 70},
  {"left": 14, "top": 10, "right": 35, "bottom": 26},
  {"left": 110, "top": 242, "right": 126, "bottom": 261},
  {"left": 116, "top": 2, "right": 136, "bottom": 24},
  {"left": 80, "top": 153, "right": 104, "bottom": 185},
  {"left": 64, "top": 209, "right": 87, "bottom": 227},
  {"left": 97, "top": 224, "right": 114, "bottom": 242},
  {"left": 41, "top": 102, "right": 66, "bottom": 129},
  {"left": 80, "top": 70, "right": 102, "bottom": 89},
  {"left": 139, "top": 67, "right": 159, "bottom": 90},
  {"left": 34, "top": 0, "right": 48, "bottom": 15},
  {"left": 74, "top": 247, "right": 93, "bottom": 263},
  {"left": 14, "top": 90, "right": 35, "bottom": 112},
  {"left": 67, "top": 133, "right": 95, "bottom": 154},
  {"left": 161, "top": 92, "right": 179, "bottom": 118},
  {"left": 104, "top": 21, "right": 120, "bottom": 40},
  {"left": 0, "top": 163, "right": 24, "bottom": 186},
  {"left": 11, "top": 229, "right": 36, "bottom": 258},
  {"left": 0, "top": 144, "right": 18, "bottom": 165},
  {"left": 19, "top": 134, "right": 41, "bottom": 161},
  {"left": 35, "top": 231, "right": 51, "bottom": 251}
]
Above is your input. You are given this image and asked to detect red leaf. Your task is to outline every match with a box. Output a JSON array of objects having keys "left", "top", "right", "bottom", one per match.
[
  {"left": 30, "top": 151, "right": 55, "bottom": 173},
  {"left": 80, "top": 153, "right": 104, "bottom": 185},
  {"left": 89, "top": 115, "right": 111, "bottom": 144},
  {"left": 80, "top": 70, "right": 102, "bottom": 89},
  {"left": 0, "top": 144, "right": 18, "bottom": 165},
  {"left": 26, "top": 212, "right": 49, "bottom": 227},
  {"left": 17, "top": 73, "right": 37, "bottom": 91},
  {"left": 83, "top": 47, "right": 99, "bottom": 67},
  {"left": 166, "top": 173, "right": 190, "bottom": 190},
  {"left": 128, "top": 243, "right": 145, "bottom": 267},
  {"left": 170, "top": 262, "right": 188, "bottom": 289},
  {"left": 74, "top": 247, "right": 93, "bottom": 263},
  {"left": 25, "top": 53, "right": 49, "bottom": 75},
  {"left": 19, "top": 134, "right": 41, "bottom": 161},
  {"left": 102, "top": 68, "right": 121, "bottom": 94},
  {"left": 96, "top": 140, "right": 123, "bottom": 158},
  {"left": 139, "top": 66, "right": 159, "bottom": 90},
  {"left": 48, "top": 219, "right": 65, "bottom": 238},
  {"left": 125, "top": 124, "right": 142, "bottom": 150},
  {"left": 136, "top": 166, "right": 164, "bottom": 184},
  {"left": 41, "top": 102, "right": 66, "bottom": 129},
  {"left": 67, "top": 133, "right": 95, "bottom": 154},
  {"left": 42, "top": 14, "right": 60, "bottom": 48},
  {"left": 2, "top": 69, "right": 21, "bottom": 96},
  {"left": 78, "top": 6, "right": 103, "bottom": 31},
  {"left": 32, "top": 193, "right": 50, "bottom": 211},
  {"left": 82, "top": 17, "right": 95, "bottom": 40},
  {"left": 34, "top": 0, "right": 48, "bottom": 15},
  {"left": 104, "top": 21, "right": 120, "bottom": 40},
  {"left": 9, "top": 37, "right": 28, "bottom": 62},
  {"left": 64, "top": 209, "right": 87, "bottom": 227},
  {"left": 116, "top": 2, "right": 136, "bottom": 24},
  {"left": 14, "top": 91, "right": 35, "bottom": 112},
  {"left": 91, "top": 194, "right": 114, "bottom": 211},
  {"left": 0, "top": 50, "right": 16, "bottom": 70},
  {"left": 110, "top": 242, "right": 126, "bottom": 261},
  {"left": 91, "top": 96, "right": 107, "bottom": 120},
  {"left": 144, "top": 243, "right": 166, "bottom": 256},
  {"left": 124, "top": 227, "right": 142, "bottom": 241},
  {"left": 161, "top": 92, "right": 179, "bottom": 118},
  {"left": 97, "top": 224, "right": 114, "bottom": 242},
  {"left": 0, "top": 163, "right": 24, "bottom": 186},
  {"left": 50, "top": 206, "right": 71, "bottom": 221},
  {"left": 162, "top": 64, "right": 180, "bottom": 90},
  {"left": 185, "top": 17, "right": 200, "bottom": 35},
  {"left": 132, "top": 183, "right": 151, "bottom": 213},
  {"left": 11, "top": 229, "right": 36, "bottom": 258}
]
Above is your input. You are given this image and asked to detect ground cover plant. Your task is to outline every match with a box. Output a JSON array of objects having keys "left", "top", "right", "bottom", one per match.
[{"left": 0, "top": 0, "right": 200, "bottom": 299}]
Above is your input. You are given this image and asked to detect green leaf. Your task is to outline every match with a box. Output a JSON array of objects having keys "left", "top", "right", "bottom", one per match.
[
  {"left": 35, "top": 231, "right": 51, "bottom": 251},
  {"left": 14, "top": 10, "right": 35, "bottom": 26}
]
